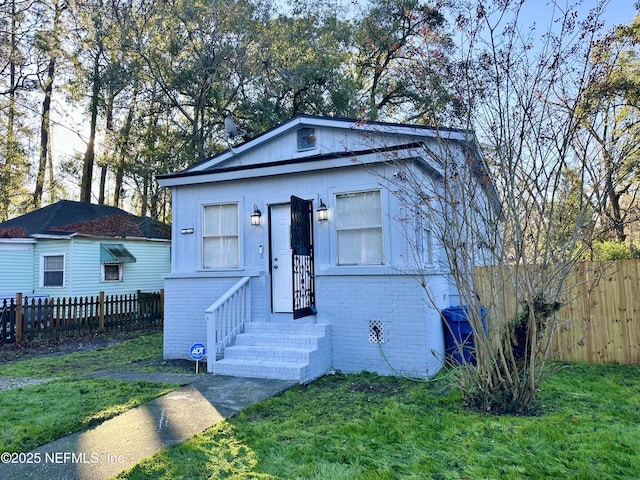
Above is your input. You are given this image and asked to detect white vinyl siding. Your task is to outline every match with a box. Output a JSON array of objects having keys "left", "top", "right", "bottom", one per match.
[
  {"left": 203, "top": 203, "right": 239, "bottom": 268},
  {"left": 336, "top": 190, "right": 383, "bottom": 265},
  {"left": 0, "top": 242, "right": 35, "bottom": 294}
]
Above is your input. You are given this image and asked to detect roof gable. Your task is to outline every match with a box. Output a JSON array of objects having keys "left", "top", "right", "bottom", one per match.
[
  {"left": 158, "top": 115, "right": 472, "bottom": 187},
  {"left": 0, "top": 200, "right": 170, "bottom": 240}
]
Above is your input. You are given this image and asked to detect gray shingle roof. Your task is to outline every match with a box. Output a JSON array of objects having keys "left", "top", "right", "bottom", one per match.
[{"left": 0, "top": 200, "right": 170, "bottom": 240}]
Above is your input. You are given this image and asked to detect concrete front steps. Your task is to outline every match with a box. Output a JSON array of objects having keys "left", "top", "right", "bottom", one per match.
[{"left": 210, "top": 321, "right": 331, "bottom": 384}]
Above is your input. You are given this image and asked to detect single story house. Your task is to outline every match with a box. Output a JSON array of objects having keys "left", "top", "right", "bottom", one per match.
[
  {"left": 157, "top": 115, "right": 493, "bottom": 383},
  {"left": 0, "top": 200, "right": 171, "bottom": 299}
]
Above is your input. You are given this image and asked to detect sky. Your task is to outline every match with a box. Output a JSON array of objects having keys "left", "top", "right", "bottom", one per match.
[
  {"left": 593, "top": 0, "right": 638, "bottom": 27},
  {"left": 522, "top": 0, "right": 637, "bottom": 31}
]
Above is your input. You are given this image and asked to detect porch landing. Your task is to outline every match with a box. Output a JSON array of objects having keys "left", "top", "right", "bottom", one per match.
[{"left": 209, "top": 322, "right": 331, "bottom": 384}]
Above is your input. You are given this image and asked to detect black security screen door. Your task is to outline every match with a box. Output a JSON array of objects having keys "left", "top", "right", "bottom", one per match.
[{"left": 290, "top": 196, "right": 316, "bottom": 319}]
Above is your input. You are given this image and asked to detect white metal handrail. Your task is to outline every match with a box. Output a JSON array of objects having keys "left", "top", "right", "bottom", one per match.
[{"left": 205, "top": 277, "right": 251, "bottom": 370}]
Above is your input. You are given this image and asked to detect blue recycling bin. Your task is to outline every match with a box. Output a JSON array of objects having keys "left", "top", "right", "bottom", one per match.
[{"left": 441, "top": 306, "right": 487, "bottom": 365}]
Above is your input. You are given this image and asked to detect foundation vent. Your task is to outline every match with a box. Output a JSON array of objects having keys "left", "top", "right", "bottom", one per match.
[{"left": 369, "top": 320, "right": 385, "bottom": 343}]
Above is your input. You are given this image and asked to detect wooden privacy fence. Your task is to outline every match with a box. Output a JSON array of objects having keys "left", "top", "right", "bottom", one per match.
[
  {"left": 474, "top": 260, "right": 640, "bottom": 365},
  {"left": 0, "top": 290, "right": 163, "bottom": 345}
]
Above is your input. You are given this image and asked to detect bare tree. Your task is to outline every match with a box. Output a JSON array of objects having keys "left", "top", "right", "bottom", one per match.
[{"left": 374, "top": 1, "right": 611, "bottom": 413}]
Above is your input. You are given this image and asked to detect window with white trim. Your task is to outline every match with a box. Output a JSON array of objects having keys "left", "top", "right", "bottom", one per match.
[
  {"left": 417, "top": 208, "right": 433, "bottom": 265},
  {"left": 42, "top": 254, "right": 64, "bottom": 287},
  {"left": 203, "top": 203, "right": 239, "bottom": 268},
  {"left": 336, "top": 190, "right": 383, "bottom": 265},
  {"left": 297, "top": 127, "right": 316, "bottom": 151},
  {"left": 102, "top": 264, "right": 123, "bottom": 282}
]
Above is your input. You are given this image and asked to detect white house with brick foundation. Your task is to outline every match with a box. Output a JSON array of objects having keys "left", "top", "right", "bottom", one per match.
[{"left": 157, "top": 115, "right": 492, "bottom": 383}]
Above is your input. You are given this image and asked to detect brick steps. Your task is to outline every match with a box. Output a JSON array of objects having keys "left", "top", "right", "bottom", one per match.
[{"left": 210, "top": 322, "right": 331, "bottom": 384}]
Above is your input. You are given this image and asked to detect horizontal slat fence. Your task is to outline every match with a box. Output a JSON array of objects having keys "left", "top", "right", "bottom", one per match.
[
  {"left": 0, "top": 290, "right": 163, "bottom": 345},
  {"left": 474, "top": 260, "right": 640, "bottom": 365}
]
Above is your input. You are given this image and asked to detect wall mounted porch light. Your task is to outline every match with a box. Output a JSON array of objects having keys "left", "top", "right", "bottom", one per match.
[
  {"left": 316, "top": 199, "right": 328, "bottom": 222},
  {"left": 250, "top": 205, "right": 262, "bottom": 226}
]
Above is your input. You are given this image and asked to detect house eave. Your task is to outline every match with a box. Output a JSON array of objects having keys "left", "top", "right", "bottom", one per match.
[
  {"left": 158, "top": 142, "right": 438, "bottom": 187},
  {"left": 0, "top": 237, "right": 37, "bottom": 244},
  {"left": 32, "top": 233, "right": 75, "bottom": 240},
  {"left": 31, "top": 233, "right": 170, "bottom": 242}
]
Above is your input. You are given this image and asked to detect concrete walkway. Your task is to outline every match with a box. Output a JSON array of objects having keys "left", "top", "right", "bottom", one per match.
[{"left": 0, "top": 372, "right": 295, "bottom": 480}]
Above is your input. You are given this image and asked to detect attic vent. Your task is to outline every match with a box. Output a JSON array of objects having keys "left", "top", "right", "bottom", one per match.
[
  {"left": 297, "top": 128, "right": 316, "bottom": 151},
  {"left": 369, "top": 320, "right": 384, "bottom": 343}
]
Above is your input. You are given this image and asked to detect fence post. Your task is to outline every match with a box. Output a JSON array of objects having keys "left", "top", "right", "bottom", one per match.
[
  {"left": 15, "top": 293, "right": 22, "bottom": 345},
  {"left": 99, "top": 291, "right": 105, "bottom": 332},
  {"left": 160, "top": 289, "right": 164, "bottom": 322}
]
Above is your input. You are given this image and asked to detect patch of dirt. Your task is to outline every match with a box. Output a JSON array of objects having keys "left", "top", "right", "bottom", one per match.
[{"left": 0, "top": 328, "right": 161, "bottom": 364}]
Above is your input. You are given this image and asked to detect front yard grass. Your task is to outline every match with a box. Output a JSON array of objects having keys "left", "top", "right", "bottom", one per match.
[
  {"left": 0, "top": 379, "right": 175, "bottom": 453},
  {"left": 116, "top": 363, "right": 640, "bottom": 480},
  {"left": 0, "top": 332, "right": 165, "bottom": 378},
  {"left": 0, "top": 332, "right": 179, "bottom": 453}
]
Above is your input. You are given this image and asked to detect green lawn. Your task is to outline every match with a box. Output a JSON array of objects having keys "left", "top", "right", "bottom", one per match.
[
  {"left": 0, "top": 333, "right": 165, "bottom": 378},
  {"left": 116, "top": 363, "right": 640, "bottom": 480},
  {"left": 0, "top": 332, "right": 178, "bottom": 453},
  {"left": 0, "top": 378, "right": 175, "bottom": 453}
]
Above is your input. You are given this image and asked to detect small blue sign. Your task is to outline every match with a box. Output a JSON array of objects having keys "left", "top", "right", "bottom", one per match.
[{"left": 189, "top": 343, "right": 206, "bottom": 360}]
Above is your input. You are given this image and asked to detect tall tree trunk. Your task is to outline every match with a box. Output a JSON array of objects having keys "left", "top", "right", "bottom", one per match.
[
  {"left": 80, "top": 49, "right": 102, "bottom": 203},
  {"left": 47, "top": 132, "right": 55, "bottom": 204},
  {"left": 34, "top": 1, "right": 65, "bottom": 209},
  {"left": 35, "top": 57, "right": 55, "bottom": 209},
  {"left": 114, "top": 89, "right": 137, "bottom": 207},
  {"left": 603, "top": 149, "right": 627, "bottom": 242},
  {"left": 141, "top": 172, "right": 149, "bottom": 217},
  {"left": 138, "top": 89, "right": 160, "bottom": 217},
  {"left": 1, "top": 0, "right": 18, "bottom": 221},
  {"left": 98, "top": 164, "right": 107, "bottom": 204},
  {"left": 99, "top": 88, "right": 114, "bottom": 205}
]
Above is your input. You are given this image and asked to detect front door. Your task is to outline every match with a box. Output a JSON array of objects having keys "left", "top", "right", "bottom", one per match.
[
  {"left": 270, "top": 198, "right": 317, "bottom": 318},
  {"left": 290, "top": 196, "right": 316, "bottom": 319},
  {"left": 271, "top": 204, "right": 293, "bottom": 313}
]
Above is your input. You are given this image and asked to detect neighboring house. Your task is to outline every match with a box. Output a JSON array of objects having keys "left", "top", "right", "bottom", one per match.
[
  {"left": 157, "top": 115, "right": 493, "bottom": 383},
  {"left": 0, "top": 200, "right": 171, "bottom": 298}
]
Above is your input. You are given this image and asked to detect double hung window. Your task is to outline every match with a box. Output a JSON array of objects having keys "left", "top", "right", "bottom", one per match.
[
  {"left": 42, "top": 254, "right": 64, "bottom": 287},
  {"left": 418, "top": 208, "right": 433, "bottom": 265},
  {"left": 203, "top": 203, "right": 239, "bottom": 268},
  {"left": 336, "top": 190, "right": 383, "bottom": 265}
]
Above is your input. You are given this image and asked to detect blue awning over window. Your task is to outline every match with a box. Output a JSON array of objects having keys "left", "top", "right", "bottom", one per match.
[{"left": 100, "top": 243, "right": 136, "bottom": 264}]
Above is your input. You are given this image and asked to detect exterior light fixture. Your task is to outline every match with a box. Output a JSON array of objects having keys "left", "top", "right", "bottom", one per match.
[
  {"left": 316, "top": 199, "right": 328, "bottom": 222},
  {"left": 250, "top": 205, "right": 262, "bottom": 226}
]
